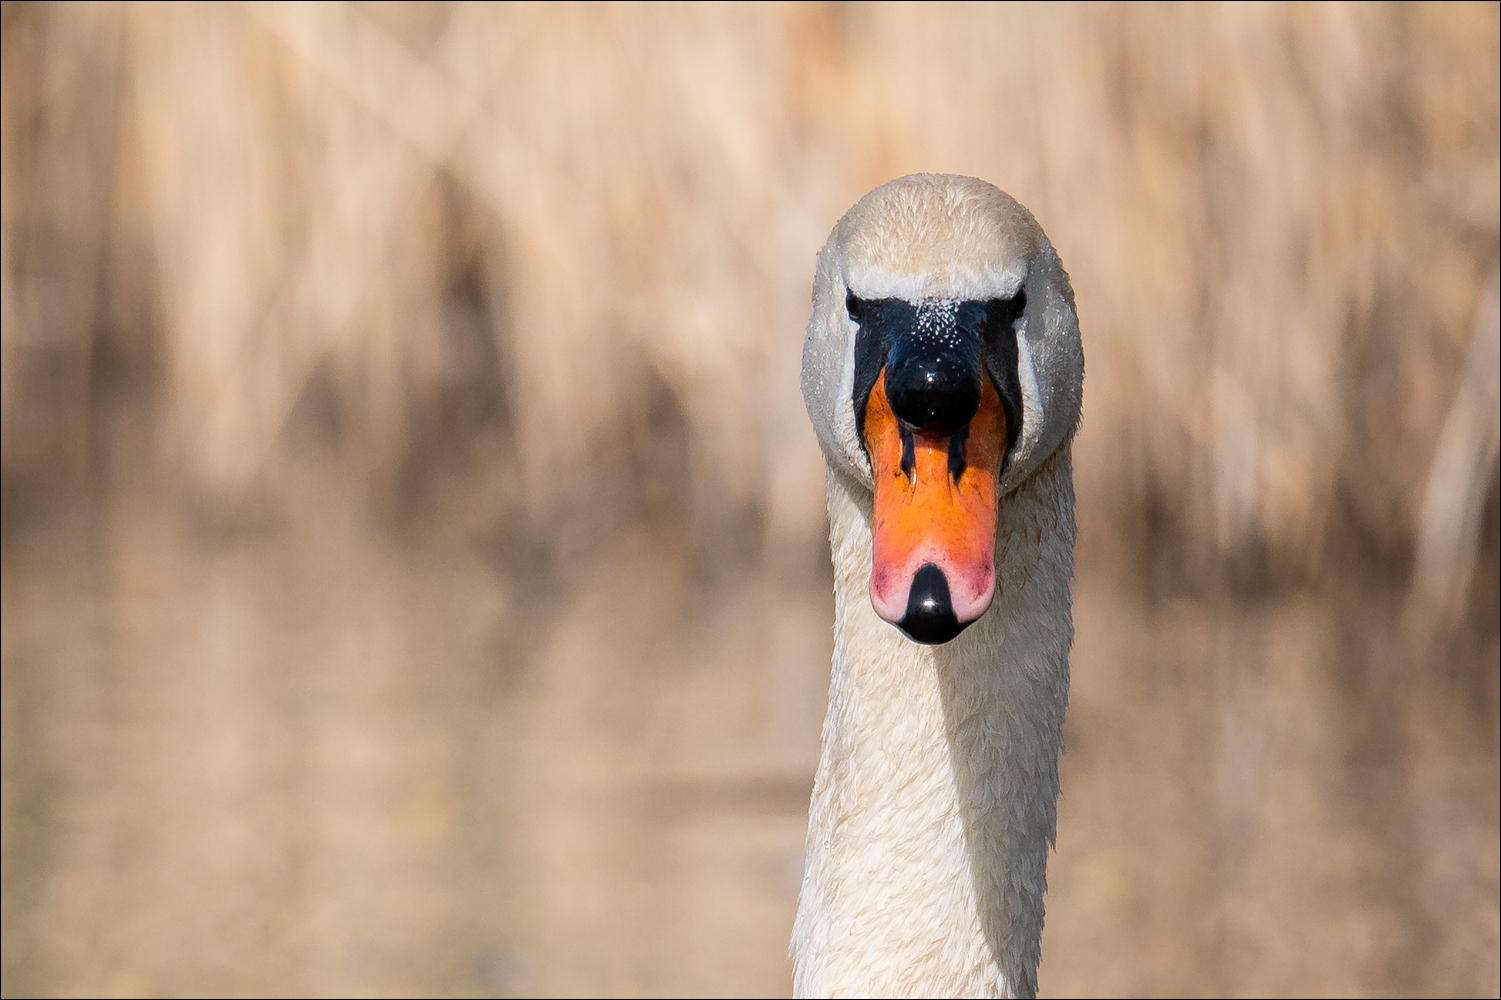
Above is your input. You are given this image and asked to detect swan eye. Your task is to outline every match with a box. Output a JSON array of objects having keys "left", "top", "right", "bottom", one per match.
[
  {"left": 973, "top": 290, "right": 1025, "bottom": 335},
  {"left": 845, "top": 289, "right": 865, "bottom": 322},
  {"left": 1006, "top": 289, "right": 1026, "bottom": 323},
  {"left": 973, "top": 291, "right": 1027, "bottom": 472}
]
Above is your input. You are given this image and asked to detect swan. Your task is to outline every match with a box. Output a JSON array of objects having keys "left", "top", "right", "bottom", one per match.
[{"left": 792, "top": 174, "right": 1083, "bottom": 999}]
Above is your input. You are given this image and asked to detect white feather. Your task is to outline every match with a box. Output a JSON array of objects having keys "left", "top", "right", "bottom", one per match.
[{"left": 794, "top": 174, "right": 1083, "bottom": 999}]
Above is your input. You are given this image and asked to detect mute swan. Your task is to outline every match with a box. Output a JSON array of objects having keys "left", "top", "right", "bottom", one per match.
[{"left": 793, "top": 174, "right": 1083, "bottom": 999}]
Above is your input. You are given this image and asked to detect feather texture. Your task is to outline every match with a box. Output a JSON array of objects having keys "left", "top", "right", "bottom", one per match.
[{"left": 794, "top": 175, "right": 1082, "bottom": 999}]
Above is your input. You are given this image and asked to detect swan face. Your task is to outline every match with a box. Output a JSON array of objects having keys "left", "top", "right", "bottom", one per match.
[{"left": 802, "top": 174, "right": 1083, "bottom": 643}]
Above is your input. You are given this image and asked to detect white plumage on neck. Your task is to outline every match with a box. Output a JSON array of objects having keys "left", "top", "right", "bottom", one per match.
[
  {"left": 792, "top": 174, "right": 1082, "bottom": 999},
  {"left": 792, "top": 450, "right": 1073, "bottom": 998}
]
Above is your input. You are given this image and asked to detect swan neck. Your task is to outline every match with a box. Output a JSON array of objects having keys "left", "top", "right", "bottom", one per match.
[{"left": 792, "top": 443, "right": 1075, "bottom": 999}]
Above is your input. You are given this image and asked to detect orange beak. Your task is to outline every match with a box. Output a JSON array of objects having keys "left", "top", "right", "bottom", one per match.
[{"left": 863, "top": 370, "right": 1006, "bottom": 643}]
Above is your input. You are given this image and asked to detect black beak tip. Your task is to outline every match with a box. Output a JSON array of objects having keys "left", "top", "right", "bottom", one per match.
[{"left": 896, "top": 563, "right": 969, "bottom": 645}]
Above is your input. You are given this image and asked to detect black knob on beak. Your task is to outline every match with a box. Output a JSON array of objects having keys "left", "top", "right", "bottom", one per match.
[{"left": 884, "top": 343, "right": 982, "bottom": 435}]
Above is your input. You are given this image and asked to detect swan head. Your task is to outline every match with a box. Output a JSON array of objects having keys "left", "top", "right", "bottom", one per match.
[{"left": 802, "top": 174, "right": 1083, "bottom": 644}]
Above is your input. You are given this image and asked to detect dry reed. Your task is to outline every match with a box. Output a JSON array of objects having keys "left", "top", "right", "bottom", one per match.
[{"left": 4, "top": 2, "right": 1497, "bottom": 596}]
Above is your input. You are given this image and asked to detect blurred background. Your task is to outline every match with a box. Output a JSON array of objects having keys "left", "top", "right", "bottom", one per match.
[{"left": 2, "top": 2, "right": 1497, "bottom": 996}]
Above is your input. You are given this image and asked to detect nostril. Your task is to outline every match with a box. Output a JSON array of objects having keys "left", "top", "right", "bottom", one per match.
[
  {"left": 897, "top": 563, "right": 969, "bottom": 644},
  {"left": 884, "top": 352, "right": 982, "bottom": 435}
]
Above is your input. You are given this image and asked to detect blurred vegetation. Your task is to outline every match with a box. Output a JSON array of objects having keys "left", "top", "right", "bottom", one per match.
[{"left": 2, "top": 2, "right": 1495, "bottom": 597}]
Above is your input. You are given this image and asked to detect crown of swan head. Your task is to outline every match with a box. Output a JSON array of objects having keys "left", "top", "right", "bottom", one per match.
[{"left": 801, "top": 174, "right": 1083, "bottom": 643}]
